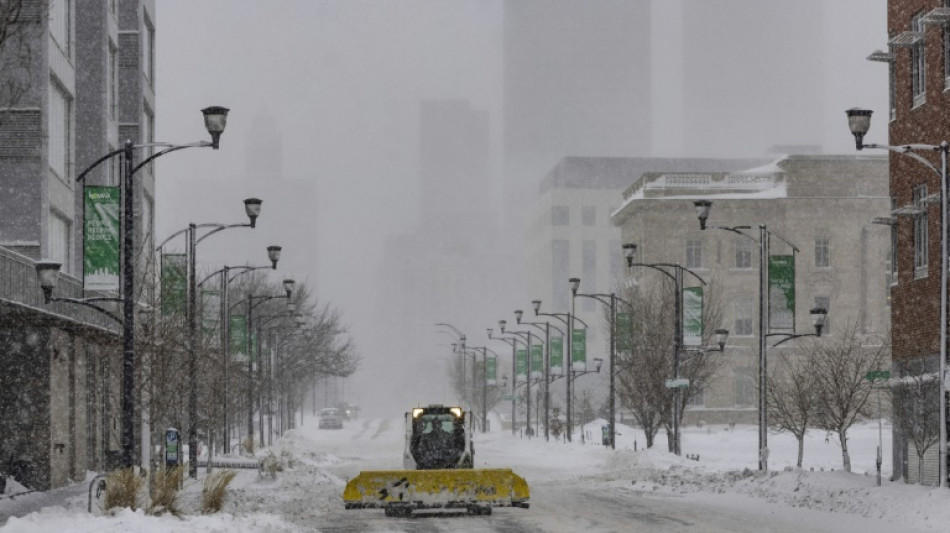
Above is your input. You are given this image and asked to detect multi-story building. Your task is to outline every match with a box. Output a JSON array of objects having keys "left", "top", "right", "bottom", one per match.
[
  {"left": 524, "top": 156, "right": 768, "bottom": 413},
  {"left": 0, "top": 0, "right": 156, "bottom": 490},
  {"left": 612, "top": 155, "right": 890, "bottom": 425},
  {"left": 877, "top": 0, "right": 950, "bottom": 484}
]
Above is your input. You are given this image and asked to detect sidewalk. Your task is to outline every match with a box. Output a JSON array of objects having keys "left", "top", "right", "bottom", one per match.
[{"left": 0, "top": 476, "right": 91, "bottom": 526}]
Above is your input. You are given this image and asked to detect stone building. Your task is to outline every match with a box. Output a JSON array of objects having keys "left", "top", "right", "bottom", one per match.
[
  {"left": 611, "top": 155, "right": 891, "bottom": 425},
  {"left": 0, "top": 0, "right": 156, "bottom": 490}
]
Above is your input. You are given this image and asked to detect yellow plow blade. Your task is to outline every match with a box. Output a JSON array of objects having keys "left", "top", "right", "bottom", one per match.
[{"left": 343, "top": 468, "right": 529, "bottom": 510}]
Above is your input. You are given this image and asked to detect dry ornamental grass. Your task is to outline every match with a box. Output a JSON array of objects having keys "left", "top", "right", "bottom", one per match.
[{"left": 202, "top": 469, "right": 238, "bottom": 514}]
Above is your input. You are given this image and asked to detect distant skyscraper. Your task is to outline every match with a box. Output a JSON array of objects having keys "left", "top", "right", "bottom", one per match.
[{"left": 503, "top": 0, "right": 652, "bottom": 227}]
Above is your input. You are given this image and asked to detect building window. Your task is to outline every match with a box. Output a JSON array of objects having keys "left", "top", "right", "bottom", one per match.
[
  {"left": 734, "top": 296, "right": 754, "bottom": 336},
  {"left": 734, "top": 369, "right": 754, "bottom": 407},
  {"left": 609, "top": 239, "right": 621, "bottom": 284},
  {"left": 49, "top": 0, "right": 71, "bottom": 57},
  {"left": 552, "top": 206, "right": 569, "bottom": 226},
  {"left": 49, "top": 212, "right": 71, "bottom": 274},
  {"left": 914, "top": 185, "right": 928, "bottom": 276},
  {"left": 686, "top": 387, "right": 704, "bottom": 407},
  {"left": 582, "top": 206, "right": 596, "bottom": 226},
  {"left": 553, "top": 239, "right": 570, "bottom": 311},
  {"left": 48, "top": 80, "right": 71, "bottom": 184},
  {"left": 582, "top": 240, "right": 596, "bottom": 311},
  {"left": 686, "top": 239, "right": 702, "bottom": 268},
  {"left": 912, "top": 12, "right": 926, "bottom": 107},
  {"left": 946, "top": 1, "right": 950, "bottom": 89},
  {"left": 144, "top": 14, "right": 156, "bottom": 85},
  {"left": 815, "top": 237, "right": 830, "bottom": 268},
  {"left": 815, "top": 296, "right": 830, "bottom": 334},
  {"left": 889, "top": 56, "right": 897, "bottom": 121},
  {"left": 735, "top": 237, "right": 752, "bottom": 269}
]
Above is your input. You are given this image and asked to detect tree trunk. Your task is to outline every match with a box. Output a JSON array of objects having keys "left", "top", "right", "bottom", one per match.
[
  {"left": 796, "top": 433, "right": 804, "bottom": 468},
  {"left": 645, "top": 430, "right": 654, "bottom": 449},
  {"left": 838, "top": 429, "right": 851, "bottom": 472},
  {"left": 665, "top": 427, "right": 674, "bottom": 453}
]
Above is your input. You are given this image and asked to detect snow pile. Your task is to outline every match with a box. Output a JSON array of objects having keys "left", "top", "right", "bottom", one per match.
[{"left": 3, "top": 507, "right": 302, "bottom": 533}]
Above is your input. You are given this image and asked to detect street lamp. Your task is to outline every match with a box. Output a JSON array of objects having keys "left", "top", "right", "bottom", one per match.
[
  {"left": 488, "top": 327, "right": 522, "bottom": 435},
  {"left": 568, "top": 278, "right": 634, "bottom": 450},
  {"left": 498, "top": 320, "right": 542, "bottom": 437},
  {"left": 40, "top": 107, "right": 229, "bottom": 470},
  {"left": 436, "top": 323, "right": 472, "bottom": 408},
  {"left": 847, "top": 107, "right": 949, "bottom": 487},
  {"left": 515, "top": 308, "right": 565, "bottom": 441},
  {"left": 196, "top": 245, "right": 283, "bottom": 453},
  {"left": 622, "top": 243, "right": 710, "bottom": 455},
  {"left": 692, "top": 201, "right": 800, "bottom": 470}
]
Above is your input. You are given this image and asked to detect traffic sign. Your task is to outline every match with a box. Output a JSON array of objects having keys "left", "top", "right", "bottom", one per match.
[
  {"left": 503, "top": 395, "right": 516, "bottom": 401},
  {"left": 665, "top": 378, "right": 690, "bottom": 389},
  {"left": 864, "top": 370, "right": 891, "bottom": 381}
]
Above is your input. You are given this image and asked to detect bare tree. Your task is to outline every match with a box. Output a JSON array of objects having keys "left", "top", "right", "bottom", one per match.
[
  {"left": 891, "top": 358, "right": 939, "bottom": 484},
  {"left": 767, "top": 348, "right": 818, "bottom": 467},
  {"left": 809, "top": 320, "right": 889, "bottom": 472}
]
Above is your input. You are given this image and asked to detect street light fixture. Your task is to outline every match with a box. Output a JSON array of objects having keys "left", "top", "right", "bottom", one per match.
[
  {"left": 692, "top": 202, "right": 801, "bottom": 470},
  {"left": 498, "top": 320, "right": 543, "bottom": 437},
  {"left": 515, "top": 308, "right": 565, "bottom": 441},
  {"left": 41, "top": 107, "right": 229, "bottom": 470}
]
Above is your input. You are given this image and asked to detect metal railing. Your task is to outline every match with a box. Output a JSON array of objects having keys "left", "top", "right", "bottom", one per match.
[{"left": 0, "top": 246, "right": 121, "bottom": 334}]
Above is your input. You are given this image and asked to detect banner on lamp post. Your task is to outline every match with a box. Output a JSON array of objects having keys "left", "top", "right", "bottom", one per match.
[
  {"left": 682, "top": 286, "right": 703, "bottom": 348},
  {"left": 201, "top": 290, "right": 220, "bottom": 346},
  {"left": 530, "top": 343, "right": 543, "bottom": 380},
  {"left": 572, "top": 328, "right": 587, "bottom": 371},
  {"left": 229, "top": 315, "right": 247, "bottom": 359},
  {"left": 516, "top": 349, "right": 527, "bottom": 381},
  {"left": 550, "top": 336, "right": 564, "bottom": 376},
  {"left": 83, "top": 186, "right": 120, "bottom": 291},
  {"left": 768, "top": 254, "right": 796, "bottom": 332},
  {"left": 486, "top": 356, "right": 497, "bottom": 385},
  {"left": 616, "top": 312, "right": 633, "bottom": 352},
  {"left": 161, "top": 254, "right": 187, "bottom": 317}
]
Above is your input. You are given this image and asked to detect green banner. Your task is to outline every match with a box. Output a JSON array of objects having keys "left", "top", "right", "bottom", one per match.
[
  {"left": 769, "top": 255, "right": 796, "bottom": 332},
  {"left": 550, "top": 336, "right": 564, "bottom": 376},
  {"left": 161, "top": 254, "right": 187, "bottom": 317},
  {"left": 616, "top": 312, "right": 633, "bottom": 353},
  {"left": 516, "top": 349, "right": 527, "bottom": 381},
  {"left": 572, "top": 329, "right": 587, "bottom": 370},
  {"left": 201, "top": 290, "right": 220, "bottom": 346},
  {"left": 229, "top": 315, "right": 247, "bottom": 358},
  {"left": 682, "top": 286, "right": 703, "bottom": 348},
  {"left": 486, "top": 357, "right": 497, "bottom": 385},
  {"left": 530, "top": 343, "right": 543, "bottom": 379},
  {"left": 83, "top": 186, "right": 120, "bottom": 291}
]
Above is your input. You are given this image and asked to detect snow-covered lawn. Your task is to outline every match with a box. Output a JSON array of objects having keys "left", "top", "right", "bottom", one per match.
[{"left": 2, "top": 414, "right": 948, "bottom": 532}]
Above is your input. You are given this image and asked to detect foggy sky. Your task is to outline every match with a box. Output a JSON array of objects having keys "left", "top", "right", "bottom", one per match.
[{"left": 154, "top": 1, "right": 886, "bottom": 415}]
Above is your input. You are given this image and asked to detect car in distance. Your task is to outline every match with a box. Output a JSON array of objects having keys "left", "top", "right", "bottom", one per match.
[{"left": 319, "top": 407, "right": 344, "bottom": 429}]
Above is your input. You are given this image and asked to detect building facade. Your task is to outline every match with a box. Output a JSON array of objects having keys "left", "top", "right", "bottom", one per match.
[
  {"left": 612, "top": 155, "right": 890, "bottom": 425},
  {"left": 880, "top": 0, "right": 950, "bottom": 484},
  {"left": 0, "top": 0, "right": 156, "bottom": 490},
  {"left": 524, "top": 156, "right": 768, "bottom": 414}
]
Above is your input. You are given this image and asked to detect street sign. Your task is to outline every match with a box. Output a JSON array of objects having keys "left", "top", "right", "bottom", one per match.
[
  {"left": 864, "top": 370, "right": 891, "bottom": 381},
  {"left": 665, "top": 378, "right": 690, "bottom": 389},
  {"left": 503, "top": 395, "right": 516, "bottom": 401}
]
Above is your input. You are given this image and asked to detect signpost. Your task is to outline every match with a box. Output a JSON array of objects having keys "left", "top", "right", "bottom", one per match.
[{"left": 864, "top": 370, "right": 891, "bottom": 486}]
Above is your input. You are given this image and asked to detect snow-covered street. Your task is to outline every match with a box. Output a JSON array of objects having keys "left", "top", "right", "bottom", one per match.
[{"left": 3, "top": 412, "right": 949, "bottom": 532}]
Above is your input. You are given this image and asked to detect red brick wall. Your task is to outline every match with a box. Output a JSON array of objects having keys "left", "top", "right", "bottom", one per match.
[{"left": 889, "top": 1, "right": 949, "bottom": 359}]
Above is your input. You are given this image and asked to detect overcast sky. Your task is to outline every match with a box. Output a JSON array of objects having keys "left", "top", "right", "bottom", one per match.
[{"left": 154, "top": 1, "right": 887, "bottom": 414}]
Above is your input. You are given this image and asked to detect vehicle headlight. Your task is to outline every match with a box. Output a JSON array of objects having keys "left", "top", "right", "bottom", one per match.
[{"left": 449, "top": 407, "right": 463, "bottom": 418}]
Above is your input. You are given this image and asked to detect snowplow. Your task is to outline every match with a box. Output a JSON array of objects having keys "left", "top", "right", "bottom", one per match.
[{"left": 343, "top": 405, "right": 530, "bottom": 516}]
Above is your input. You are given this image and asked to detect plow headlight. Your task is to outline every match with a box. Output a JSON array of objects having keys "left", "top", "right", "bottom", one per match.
[
  {"left": 449, "top": 407, "right": 463, "bottom": 418},
  {"left": 412, "top": 408, "right": 425, "bottom": 419}
]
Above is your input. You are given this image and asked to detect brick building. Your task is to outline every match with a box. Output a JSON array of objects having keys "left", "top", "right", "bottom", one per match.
[
  {"left": 870, "top": 0, "right": 950, "bottom": 484},
  {"left": 0, "top": 0, "right": 156, "bottom": 490}
]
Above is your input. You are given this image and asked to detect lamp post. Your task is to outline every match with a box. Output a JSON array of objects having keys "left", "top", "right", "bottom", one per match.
[
  {"left": 515, "top": 309, "right": 565, "bottom": 441},
  {"left": 847, "top": 107, "right": 948, "bottom": 487},
  {"left": 693, "top": 201, "right": 800, "bottom": 470},
  {"left": 460, "top": 345, "right": 501, "bottom": 432},
  {"left": 196, "top": 247, "right": 282, "bottom": 456},
  {"left": 621, "top": 243, "right": 709, "bottom": 455},
  {"left": 569, "top": 278, "right": 633, "bottom": 450},
  {"left": 436, "top": 323, "right": 472, "bottom": 408},
  {"left": 530, "top": 300, "right": 575, "bottom": 440},
  {"left": 235, "top": 279, "right": 296, "bottom": 451},
  {"left": 488, "top": 328, "right": 522, "bottom": 435},
  {"left": 39, "top": 107, "right": 228, "bottom": 470},
  {"left": 499, "top": 321, "right": 542, "bottom": 437},
  {"left": 158, "top": 203, "right": 263, "bottom": 478}
]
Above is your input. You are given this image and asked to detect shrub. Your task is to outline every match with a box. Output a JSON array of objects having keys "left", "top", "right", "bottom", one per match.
[
  {"left": 104, "top": 468, "right": 145, "bottom": 511},
  {"left": 148, "top": 465, "right": 184, "bottom": 516},
  {"left": 202, "top": 469, "right": 237, "bottom": 514}
]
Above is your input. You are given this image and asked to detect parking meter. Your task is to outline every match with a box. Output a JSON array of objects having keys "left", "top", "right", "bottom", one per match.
[{"left": 164, "top": 428, "right": 181, "bottom": 468}]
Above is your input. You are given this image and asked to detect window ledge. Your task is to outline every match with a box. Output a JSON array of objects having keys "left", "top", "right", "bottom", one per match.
[
  {"left": 915, "top": 266, "right": 929, "bottom": 279},
  {"left": 912, "top": 94, "right": 927, "bottom": 110}
]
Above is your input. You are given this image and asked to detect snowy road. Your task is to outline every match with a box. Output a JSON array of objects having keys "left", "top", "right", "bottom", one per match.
[{"left": 230, "top": 415, "right": 928, "bottom": 533}]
